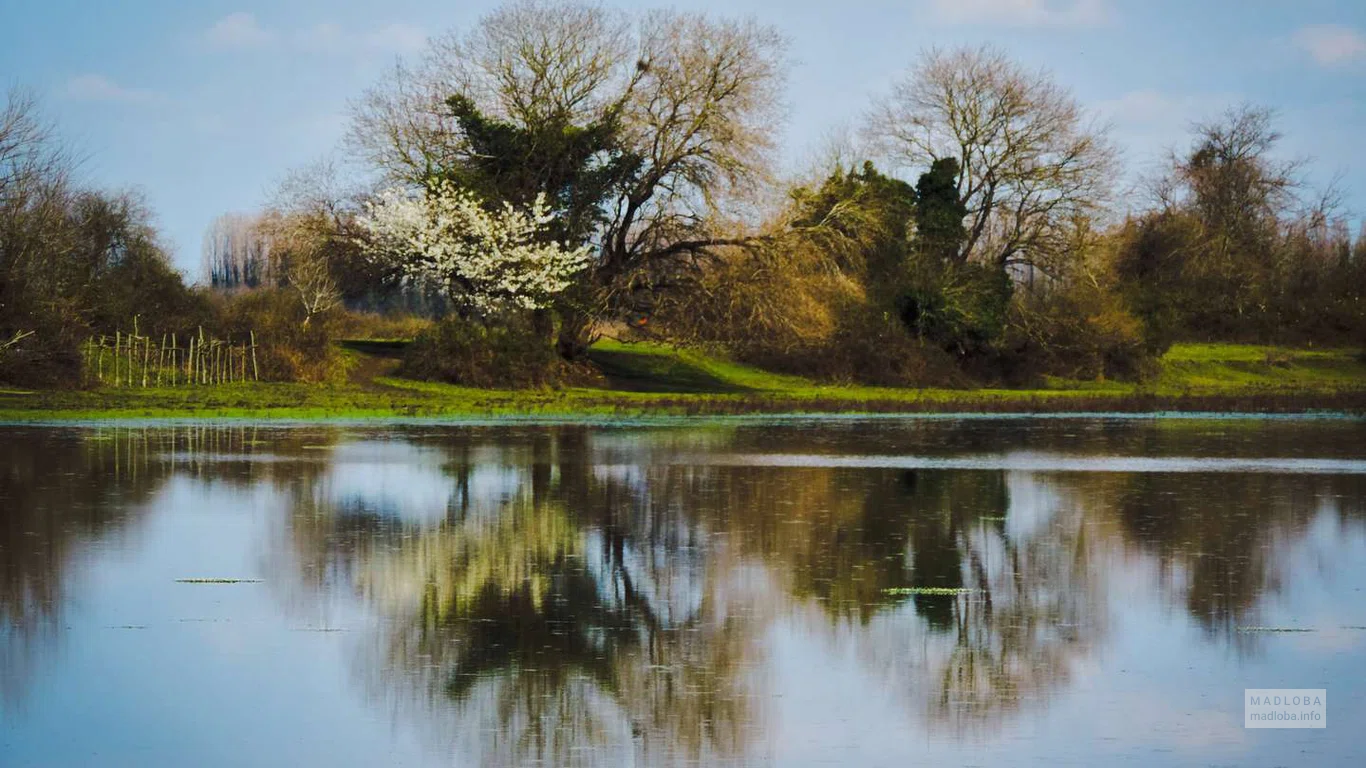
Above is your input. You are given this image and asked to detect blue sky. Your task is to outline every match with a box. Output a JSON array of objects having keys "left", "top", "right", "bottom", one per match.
[{"left": 4, "top": 0, "right": 1366, "bottom": 276}]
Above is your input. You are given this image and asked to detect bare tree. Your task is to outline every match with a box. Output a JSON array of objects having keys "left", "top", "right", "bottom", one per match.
[
  {"left": 599, "top": 11, "right": 786, "bottom": 277},
  {"left": 269, "top": 158, "right": 397, "bottom": 312},
  {"left": 202, "top": 212, "right": 279, "bottom": 289},
  {"left": 0, "top": 89, "right": 71, "bottom": 205},
  {"left": 251, "top": 210, "right": 342, "bottom": 327},
  {"left": 1, "top": 90, "right": 76, "bottom": 297},
  {"left": 1163, "top": 105, "right": 1306, "bottom": 251},
  {"left": 271, "top": 158, "right": 375, "bottom": 236},
  {"left": 288, "top": 251, "right": 342, "bottom": 328},
  {"left": 866, "top": 45, "right": 1116, "bottom": 276}
]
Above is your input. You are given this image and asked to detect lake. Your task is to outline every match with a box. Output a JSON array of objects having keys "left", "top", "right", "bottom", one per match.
[{"left": 2, "top": 417, "right": 1364, "bottom": 766}]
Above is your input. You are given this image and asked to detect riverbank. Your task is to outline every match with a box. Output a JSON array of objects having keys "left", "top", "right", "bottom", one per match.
[{"left": 2, "top": 342, "right": 1364, "bottom": 421}]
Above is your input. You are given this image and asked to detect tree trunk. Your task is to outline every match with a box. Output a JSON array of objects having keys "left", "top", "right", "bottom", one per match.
[
  {"left": 531, "top": 308, "right": 555, "bottom": 344},
  {"left": 555, "top": 309, "right": 595, "bottom": 360}
]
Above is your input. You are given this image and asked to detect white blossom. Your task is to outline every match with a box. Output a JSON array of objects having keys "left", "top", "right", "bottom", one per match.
[{"left": 356, "top": 181, "right": 592, "bottom": 311}]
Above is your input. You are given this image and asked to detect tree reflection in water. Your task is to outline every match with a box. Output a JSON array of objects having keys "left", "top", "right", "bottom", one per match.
[
  {"left": 832, "top": 469, "right": 1108, "bottom": 736},
  {"left": 1081, "top": 470, "right": 1366, "bottom": 642},
  {"left": 6, "top": 421, "right": 1361, "bottom": 761},
  {"left": 0, "top": 425, "right": 316, "bottom": 708},
  {"left": 280, "top": 424, "right": 1366, "bottom": 758},
  {"left": 280, "top": 428, "right": 1109, "bottom": 757},
  {"left": 283, "top": 428, "right": 765, "bottom": 766}
]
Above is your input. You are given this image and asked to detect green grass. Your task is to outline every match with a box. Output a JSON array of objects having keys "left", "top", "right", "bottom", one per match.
[
  {"left": 2, "top": 341, "right": 1364, "bottom": 421},
  {"left": 590, "top": 339, "right": 835, "bottom": 393},
  {"left": 588, "top": 340, "right": 752, "bottom": 393},
  {"left": 1154, "top": 343, "right": 1366, "bottom": 392}
]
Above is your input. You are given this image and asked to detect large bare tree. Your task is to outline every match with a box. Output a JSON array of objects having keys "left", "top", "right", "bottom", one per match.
[
  {"left": 866, "top": 45, "right": 1116, "bottom": 276},
  {"left": 1, "top": 90, "right": 75, "bottom": 298},
  {"left": 1159, "top": 105, "right": 1306, "bottom": 252},
  {"left": 349, "top": 0, "right": 787, "bottom": 356}
]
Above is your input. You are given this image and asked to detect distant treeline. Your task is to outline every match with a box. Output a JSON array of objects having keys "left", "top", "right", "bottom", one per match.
[{"left": 3, "top": 1, "right": 1365, "bottom": 390}]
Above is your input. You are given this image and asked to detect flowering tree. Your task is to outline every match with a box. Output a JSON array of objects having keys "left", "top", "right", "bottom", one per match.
[
  {"left": 349, "top": 1, "right": 787, "bottom": 356},
  {"left": 356, "top": 181, "right": 592, "bottom": 313}
]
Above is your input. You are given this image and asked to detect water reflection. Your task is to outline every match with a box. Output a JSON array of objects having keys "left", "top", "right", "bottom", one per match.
[
  {"left": 2, "top": 420, "right": 1365, "bottom": 765},
  {"left": 285, "top": 430, "right": 766, "bottom": 765},
  {"left": 1, "top": 429, "right": 168, "bottom": 706},
  {"left": 1097, "top": 470, "right": 1366, "bottom": 639}
]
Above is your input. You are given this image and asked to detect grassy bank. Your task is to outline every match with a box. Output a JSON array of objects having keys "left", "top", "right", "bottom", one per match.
[{"left": 1, "top": 342, "right": 1364, "bottom": 421}]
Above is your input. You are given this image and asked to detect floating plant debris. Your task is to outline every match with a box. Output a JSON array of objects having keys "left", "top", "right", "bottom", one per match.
[{"left": 883, "top": 587, "right": 977, "bottom": 596}]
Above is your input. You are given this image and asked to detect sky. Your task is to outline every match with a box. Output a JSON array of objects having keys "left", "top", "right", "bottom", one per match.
[{"left": 3, "top": 0, "right": 1366, "bottom": 277}]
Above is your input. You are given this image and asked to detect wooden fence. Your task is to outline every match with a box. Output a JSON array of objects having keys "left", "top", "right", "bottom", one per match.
[{"left": 83, "top": 325, "right": 259, "bottom": 387}]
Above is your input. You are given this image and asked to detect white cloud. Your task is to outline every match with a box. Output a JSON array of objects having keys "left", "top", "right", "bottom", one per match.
[
  {"left": 205, "top": 12, "right": 275, "bottom": 50},
  {"left": 1293, "top": 24, "right": 1366, "bottom": 67},
  {"left": 65, "top": 74, "right": 161, "bottom": 105},
  {"left": 926, "top": 0, "right": 1111, "bottom": 27}
]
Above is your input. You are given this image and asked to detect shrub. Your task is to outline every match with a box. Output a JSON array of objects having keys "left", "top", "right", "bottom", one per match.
[
  {"left": 398, "top": 314, "right": 570, "bottom": 388},
  {"left": 651, "top": 243, "right": 966, "bottom": 387},
  {"left": 335, "top": 310, "right": 433, "bottom": 341},
  {"left": 798, "top": 307, "right": 967, "bottom": 387},
  {"left": 217, "top": 289, "right": 344, "bottom": 383},
  {"left": 897, "top": 261, "right": 1012, "bottom": 360},
  {"left": 0, "top": 301, "right": 86, "bottom": 388},
  {"left": 652, "top": 246, "right": 845, "bottom": 359},
  {"left": 1002, "top": 278, "right": 1154, "bottom": 383}
]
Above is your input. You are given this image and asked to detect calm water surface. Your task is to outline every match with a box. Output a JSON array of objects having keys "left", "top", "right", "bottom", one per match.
[{"left": 2, "top": 418, "right": 1365, "bottom": 766}]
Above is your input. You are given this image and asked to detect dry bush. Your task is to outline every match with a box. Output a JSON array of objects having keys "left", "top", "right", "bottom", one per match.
[
  {"left": 216, "top": 289, "right": 344, "bottom": 383},
  {"left": 399, "top": 314, "right": 583, "bottom": 389},
  {"left": 655, "top": 243, "right": 962, "bottom": 387},
  {"left": 1002, "top": 249, "right": 1154, "bottom": 383},
  {"left": 795, "top": 307, "right": 966, "bottom": 387},
  {"left": 655, "top": 245, "right": 846, "bottom": 357},
  {"left": 335, "top": 310, "right": 433, "bottom": 341},
  {"left": 0, "top": 304, "right": 86, "bottom": 388}
]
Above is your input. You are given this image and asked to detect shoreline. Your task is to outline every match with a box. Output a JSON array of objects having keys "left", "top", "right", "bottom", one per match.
[
  {"left": 5, "top": 342, "right": 1364, "bottom": 423},
  {"left": 2, "top": 386, "right": 1364, "bottom": 424}
]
